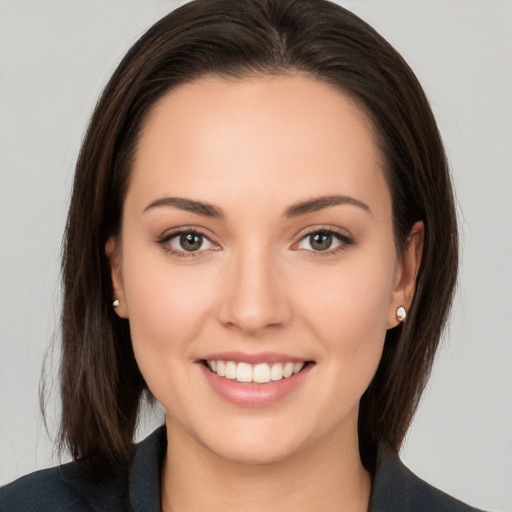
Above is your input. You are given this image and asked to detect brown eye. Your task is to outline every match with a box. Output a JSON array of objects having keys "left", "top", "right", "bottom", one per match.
[
  {"left": 180, "top": 233, "right": 204, "bottom": 251},
  {"left": 309, "top": 232, "right": 333, "bottom": 251},
  {"left": 164, "top": 230, "right": 216, "bottom": 254},
  {"left": 294, "top": 229, "right": 349, "bottom": 254}
]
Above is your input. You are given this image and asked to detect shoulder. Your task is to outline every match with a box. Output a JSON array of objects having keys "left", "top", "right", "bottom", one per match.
[
  {"left": 371, "top": 445, "right": 488, "bottom": 512},
  {"left": 0, "top": 427, "right": 165, "bottom": 512},
  {"left": 0, "top": 461, "right": 126, "bottom": 512}
]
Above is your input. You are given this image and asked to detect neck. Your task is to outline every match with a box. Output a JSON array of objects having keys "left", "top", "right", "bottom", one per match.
[{"left": 160, "top": 416, "right": 371, "bottom": 512}]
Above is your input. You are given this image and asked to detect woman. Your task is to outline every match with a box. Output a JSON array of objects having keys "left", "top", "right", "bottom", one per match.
[{"left": 0, "top": 0, "right": 490, "bottom": 510}]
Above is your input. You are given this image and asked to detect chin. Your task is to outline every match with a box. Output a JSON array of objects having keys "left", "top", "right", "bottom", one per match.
[
  {"left": 187, "top": 419, "right": 309, "bottom": 466},
  {"left": 206, "top": 437, "right": 302, "bottom": 466}
]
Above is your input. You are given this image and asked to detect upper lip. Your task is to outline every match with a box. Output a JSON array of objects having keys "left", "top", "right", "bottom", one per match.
[{"left": 199, "top": 351, "right": 310, "bottom": 365}]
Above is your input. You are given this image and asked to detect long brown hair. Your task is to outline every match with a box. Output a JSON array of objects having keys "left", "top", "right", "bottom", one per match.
[{"left": 57, "top": 0, "right": 458, "bottom": 474}]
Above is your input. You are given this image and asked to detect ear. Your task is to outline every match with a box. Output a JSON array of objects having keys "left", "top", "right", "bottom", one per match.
[
  {"left": 105, "top": 236, "right": 128, "bottom": 319},
  {"left": 387, "top": 221, "right": 424, "bottom": 328}
]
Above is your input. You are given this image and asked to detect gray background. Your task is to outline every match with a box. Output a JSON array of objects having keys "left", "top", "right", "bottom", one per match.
[{"left": 1, "top": 1, "right": 511, "bottom": 510}]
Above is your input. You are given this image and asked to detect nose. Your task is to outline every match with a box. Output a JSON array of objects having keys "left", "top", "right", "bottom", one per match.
[{"left": 217, "top": 248, "right": 292, "bottom": 335}]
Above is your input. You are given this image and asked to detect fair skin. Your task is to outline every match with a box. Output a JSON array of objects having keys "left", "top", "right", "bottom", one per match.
[{"left": 107, "top": 75, "right": 423, "bottom": 512}]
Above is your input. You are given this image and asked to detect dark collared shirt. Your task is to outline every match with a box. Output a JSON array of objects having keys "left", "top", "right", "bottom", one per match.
[{"left": 0, "top": 427, "right": 486, "bottom": 511}]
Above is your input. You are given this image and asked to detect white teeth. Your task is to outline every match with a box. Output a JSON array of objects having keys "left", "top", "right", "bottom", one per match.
[
  {"left": 207, "top": 360, "right": 306, "bottom": 383},
  {"left": 270, "top": 363, "right": 284, "bottom": 381},
  {"left": 283, "top": 362, "right": 294, "bottom": 378},
  {"left": 225, "top": 361, "right": 237, "bottom": 379},
  {"left": 253, "top": 363, "right": 271, "bottom": 383},
  {"left": 216, "top": 360, "right": 225, "bottom": 377},
  {"left": 236, "top": 362, "right": 253, "bottom": 382}
]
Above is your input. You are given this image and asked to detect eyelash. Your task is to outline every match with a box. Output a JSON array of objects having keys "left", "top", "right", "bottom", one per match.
[
  {"left": 293, "top": 227, "right": 355, "bottom": 257},
  {"left": 156, "top": 227, "right": 217, "bottom": 258},
  {"left": 156, "top": 226, "right": 355, "bottom": 258}
]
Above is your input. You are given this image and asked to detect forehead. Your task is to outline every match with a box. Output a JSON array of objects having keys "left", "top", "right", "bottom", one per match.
[{"left": 129, "top": 74, "right": 389, "bottom": 216}]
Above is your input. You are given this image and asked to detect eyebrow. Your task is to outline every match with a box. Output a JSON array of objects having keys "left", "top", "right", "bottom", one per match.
[
  {"left": 143, "top": 197, "right": 224, "bottom": 218},
  {"left": 143, "top": 194, "right": 371, "bottom": 219},
  {"left": 284, "top": 195, "right": 371, "bottom": 217}
]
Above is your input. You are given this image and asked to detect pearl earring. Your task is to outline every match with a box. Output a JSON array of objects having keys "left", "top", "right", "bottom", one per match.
[
  {"left": 396, "top": 306, "right": 407, "bottom": 323},
  {"left": 113, "top": 299, "right": 120, "bottom": 308}
]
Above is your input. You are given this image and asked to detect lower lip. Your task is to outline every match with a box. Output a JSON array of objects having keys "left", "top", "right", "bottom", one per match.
[{"left": 199, "top": 362, "right": 313, "bottom": 407}]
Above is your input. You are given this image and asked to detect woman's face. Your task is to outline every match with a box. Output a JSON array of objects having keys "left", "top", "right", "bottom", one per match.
[{"left": 108, "top": 75, "right": 421, "bottom": 464}]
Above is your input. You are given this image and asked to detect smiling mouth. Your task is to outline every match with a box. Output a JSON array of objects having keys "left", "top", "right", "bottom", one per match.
[{"left": 203, "top": 360, "right": 312, "bottom": 384}]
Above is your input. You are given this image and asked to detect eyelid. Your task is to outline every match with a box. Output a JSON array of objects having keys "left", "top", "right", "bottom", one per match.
[
  {"left": 291, "top": 226, "right": 355, "bottom": 254},
  {"left": 156, "top": 226, "right": 221, "bottom": 257},
  {"left": 156, "top": 224, "right": 354, "bottom": 258}
]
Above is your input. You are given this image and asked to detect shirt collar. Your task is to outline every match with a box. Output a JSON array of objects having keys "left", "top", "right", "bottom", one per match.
[{"left": 128, "top": 427, "right": 409, "bottom": 512}]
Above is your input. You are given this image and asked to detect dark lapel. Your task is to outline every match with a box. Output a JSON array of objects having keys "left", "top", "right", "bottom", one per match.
[{"left": 370, "top": 445, "right": 484, "bottom": 512}]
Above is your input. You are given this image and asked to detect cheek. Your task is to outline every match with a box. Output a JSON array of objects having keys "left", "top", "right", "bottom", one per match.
[
  {"left": 130, "top": 294, "right": 213, "bottom": 359},
  {"left": 126, "top": 269, "right": 210, "bottom": 347},
  {"left": 119, "top": 242, "right": 218, "bottom": 385},
  {"left": 299, "top": 252, "right": 395, "bottom": 341},
  {"left": 293, "top": 246, "right": 396, "bottom": 391}
]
